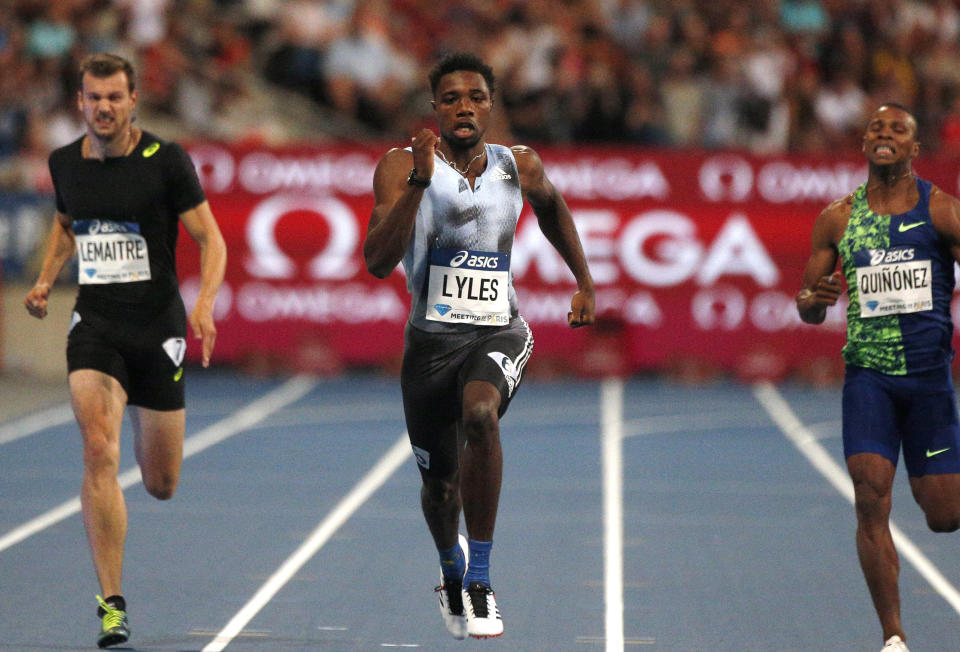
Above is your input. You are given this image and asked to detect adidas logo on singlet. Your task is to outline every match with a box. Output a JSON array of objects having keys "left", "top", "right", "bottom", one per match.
[{"left": 491, "top": 167, "right": 511, "bottom": 180}]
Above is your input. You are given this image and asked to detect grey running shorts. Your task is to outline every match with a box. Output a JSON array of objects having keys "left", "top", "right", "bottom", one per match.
[{"left": 401, "top": 316, "right": 533, "bottom": 478}]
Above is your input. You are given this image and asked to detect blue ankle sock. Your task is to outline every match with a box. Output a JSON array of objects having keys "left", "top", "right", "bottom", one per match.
[
  {"left": 439, "top": 540, "right": 466, "bottom": 580},
  {"left": 464, "top": 539, "right": 492, "bottom": 586}
]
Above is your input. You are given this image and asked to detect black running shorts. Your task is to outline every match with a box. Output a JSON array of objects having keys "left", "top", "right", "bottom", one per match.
[
  {"left": 401, "top": 317, "right": 534, "bottom": 478},
  {"left": 66, "top": 298, "right": 188, "bottom": 410}
]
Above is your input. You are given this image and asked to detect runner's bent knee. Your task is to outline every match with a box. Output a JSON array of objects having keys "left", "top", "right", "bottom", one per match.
[
  {"left": 423, "top": 474, "right": 459, "bottom": 504},
  {"left": 462, "top": 401, "right": 498, "bottom": 441},
  {"left": 920, "top": 497, "right": 960, "bottom": 532},
  {"left": 81, "top": 429, "right": 120, "bottom": 476},
  {"left": 141, "top": 467, "right": 178, "bottom": 500},
  {"left": 926, "top": 512, "right": 960, "bottom": 533},
  {"left": 852, "top": 479, "right": 892, "bottom": 526}
]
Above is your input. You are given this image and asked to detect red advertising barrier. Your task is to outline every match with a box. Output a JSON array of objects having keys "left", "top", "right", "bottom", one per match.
[{"left": 176, "top": 143, "right": 960, "bottom": 379}]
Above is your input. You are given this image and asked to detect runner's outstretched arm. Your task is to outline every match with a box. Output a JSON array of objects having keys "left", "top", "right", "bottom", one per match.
[{"left": 513, "top": 145, "right": 594, "bottom": 327}]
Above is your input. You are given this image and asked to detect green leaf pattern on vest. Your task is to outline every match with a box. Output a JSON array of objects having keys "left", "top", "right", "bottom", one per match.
[{"left": 837, "top": 184, "right": 908, "bottom": 374}]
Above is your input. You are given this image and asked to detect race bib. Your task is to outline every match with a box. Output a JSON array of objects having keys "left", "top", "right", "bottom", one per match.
[
  {"left": 426, "top": 247, "right": 510, "bottom": 326},
  {"left": 74, "top": 219, "right": 151, "bottom": 285},
  {"left": 855, "top": 247, "right": 932, "bottom": 317}
]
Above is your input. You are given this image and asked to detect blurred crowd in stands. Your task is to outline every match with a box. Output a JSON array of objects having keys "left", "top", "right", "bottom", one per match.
[{"left": 5, "top": 0, "right": 960, "bottom": 192}]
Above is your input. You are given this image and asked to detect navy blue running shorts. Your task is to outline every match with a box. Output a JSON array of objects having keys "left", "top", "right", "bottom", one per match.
[
  {"left": 66, "top": 298, "right": 188, "bottom": 411},
  {"left": 401, "top": 317, "right": 534, "bottom": 479},
  {"left": 842, "top": 364, "right": 960, "bottom": 477}
]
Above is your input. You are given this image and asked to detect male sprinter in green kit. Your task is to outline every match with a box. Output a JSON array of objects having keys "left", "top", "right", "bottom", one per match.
[{"left": 798, "top": 103, "right": 960, "bottom": 652}]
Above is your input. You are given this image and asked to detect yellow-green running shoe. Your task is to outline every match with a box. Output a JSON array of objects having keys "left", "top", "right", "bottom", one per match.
[{"left": 95, "top": 595, "right": 130, "bottom": 648}]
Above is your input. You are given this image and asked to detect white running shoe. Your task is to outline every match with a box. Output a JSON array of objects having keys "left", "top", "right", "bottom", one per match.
[
  {"left": 462, "top": 580, "right": 503, "bottom": 638},
  {"left": 882, "top": 635, "right": 910, "bottom": 652},
  {"left": 435, "top": 535, "right": 468, "bottom": 639}
]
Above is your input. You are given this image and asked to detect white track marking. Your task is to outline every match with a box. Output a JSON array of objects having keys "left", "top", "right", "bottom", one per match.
[
  {"left": 201, "top": 432, "right": 411, "bottom": 652},
  {"left": 0, "top": 376, "right": 318, "bottom": 554},
  {"left": 754, "top": 381, "right": 960, "bottom": 617},
  {"left": 601, "top": 379, "right": 625, "bottom": 652},
  {"left": 0, "top": 403, "right": 74, "bottom": 445}
]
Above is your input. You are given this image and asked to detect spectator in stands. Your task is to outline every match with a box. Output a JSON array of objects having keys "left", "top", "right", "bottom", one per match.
[
  {"left": 622, "top": 60, "right": 670, "bottom": 146},
  {"left": 739, "top": 27, "right": 794, "bottom": 152},
  {"left": 701, "top": 53, "right": 743, "bottom": 149},
  {"left": 870, "top": 30, "right": 919, "bottom": 109},
  {"left": 11, "top": 0, "right": 960, "bottom": 166},
  {"left": 937, "top": 90, "right": 960, "bottom": 158},
  {"left": 660, "top": 47, "right": 703, "bottom": 147},
  {"left": 813, "top": 68, "right": 868, "bottom": 150},
  {"left": 322, "top": 0, "right": 418, "bottom": 132},
  {"left": 26, "top": 2, "right": 76, "bottom": 60},
  {"left": 262, "top": 0, "right": 341, "bottom": 104}
]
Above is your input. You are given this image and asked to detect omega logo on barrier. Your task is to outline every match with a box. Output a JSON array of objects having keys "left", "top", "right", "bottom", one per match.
[{"left": 244, "top": 193, "right": 359, "bottom": 280}]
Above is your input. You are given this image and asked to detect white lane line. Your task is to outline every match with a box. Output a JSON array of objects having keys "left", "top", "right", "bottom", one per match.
[
  {"left": 201, "top": 432, "right": 411, "bottom": 652},
  {"left": 601, "top": 379, "right": 625, "bottom": 652},
  {"left": 753, "top": 381, "right": 960, "bottom": 617},
  {"left": 0, "top": 375, "right": 318, "bottom": 554},
  {"left": 621, "top": 410, "right": 771, "bottom": 439},
  {"left": 0, "top": 402, "right": 74, "bottom": 445}
]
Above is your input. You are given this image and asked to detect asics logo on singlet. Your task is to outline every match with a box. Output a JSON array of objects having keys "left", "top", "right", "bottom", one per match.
[
  {"left": 869, "top": 248, "right": 915, "bottom": 266},
  {"left": 449, "top": 250, "right": 500, "bottom": 269}
]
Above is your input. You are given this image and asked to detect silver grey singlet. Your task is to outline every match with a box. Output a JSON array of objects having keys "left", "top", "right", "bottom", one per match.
[{"left": 402, "top": 143, "right": 524, "bottom": 333}]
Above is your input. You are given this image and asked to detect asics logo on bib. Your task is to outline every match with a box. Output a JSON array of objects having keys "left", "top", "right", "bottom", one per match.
[
  {"left": 86, "top": 220, "right": 134, "bottom": 235},
  {"left": 870, "top": 248, "right": 915, "bottom": 266},
  {"left": 449, "top": 250, "right": 500, "bottom": 269}
]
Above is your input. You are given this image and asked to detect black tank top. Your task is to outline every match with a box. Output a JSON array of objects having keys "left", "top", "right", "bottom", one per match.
[{"left": 48, "top": 131, "right": 205, "bottom": 322}]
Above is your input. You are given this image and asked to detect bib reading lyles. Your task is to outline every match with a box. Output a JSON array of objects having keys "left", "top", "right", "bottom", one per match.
[
  {"left": 855, "top": 246, "right": 932, "bottom": 318},
  {"left": 74, "top": 219, "right": 151, "bottom": 285},
  {"left": 426, "top": 247, "right": 510, "bottom": 325}
]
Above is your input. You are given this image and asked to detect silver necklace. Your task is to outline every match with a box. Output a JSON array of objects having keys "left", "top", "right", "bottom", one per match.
[{"left": 437, "top": 149, "right": 484, "bottom": 176}]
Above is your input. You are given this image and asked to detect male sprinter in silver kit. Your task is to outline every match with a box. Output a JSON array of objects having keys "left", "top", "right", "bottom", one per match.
[{"left": 364, "top": 51, "right": 594, "bottom": 639}]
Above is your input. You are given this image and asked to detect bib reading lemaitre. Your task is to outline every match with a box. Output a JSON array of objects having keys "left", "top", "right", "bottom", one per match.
[
  {"left": 402, "top": 143, "right": 524, "bottom": 333},
  {"left": 48, "top": 131, "right": 206, "bottom": 323},
  {"left": 838, "top": 178, "right": 956, "bottom": 375}
]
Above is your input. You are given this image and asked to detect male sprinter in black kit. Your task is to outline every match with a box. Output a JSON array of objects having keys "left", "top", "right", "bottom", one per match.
[
  {"left": 24, "top": 53, "right": 226, "bottom": 648},
  {"left": 364, "top": 51, "right": 595, "bottom": 639}
]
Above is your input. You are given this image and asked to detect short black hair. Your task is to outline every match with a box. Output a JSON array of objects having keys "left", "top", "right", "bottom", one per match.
[
  {"left": 877, "top": 101, "right": 912, "bottom": 115},
  {"left": 874, "top": 102, "right": 917, "bottom": 136},
  {"left": 79, "top": 53, "right": 136, "bottom": 93},
  {"left": 428, "top": 51, "right": 495, "bottom": 98}
]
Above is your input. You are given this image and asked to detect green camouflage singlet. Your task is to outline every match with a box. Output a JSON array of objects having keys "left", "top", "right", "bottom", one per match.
[{"left": 837, "top": 178, "right": 953, "bottom": 374}]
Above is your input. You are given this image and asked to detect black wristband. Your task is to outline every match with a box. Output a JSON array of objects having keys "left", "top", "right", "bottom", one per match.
[{"left": 407, "top": 168, "right": 431, "bottom": 188}]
